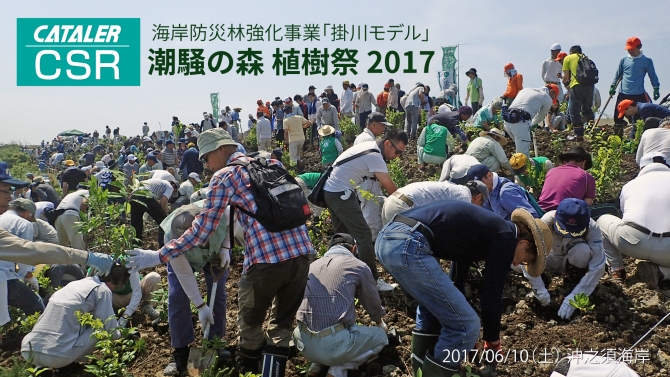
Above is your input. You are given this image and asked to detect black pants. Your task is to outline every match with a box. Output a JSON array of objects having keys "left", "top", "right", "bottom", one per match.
[
  {"left": 130, "top": 195, "right": 166, "bottom": 247},
  {"left": 569, "top": 84, "right": 595, "bottom": 136},
  {"left": 471, "top": 102, "right": 481, "bottom": 114}
]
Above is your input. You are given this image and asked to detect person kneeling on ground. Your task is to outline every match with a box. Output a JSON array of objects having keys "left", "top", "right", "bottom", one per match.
[
  {"left": 467, "top": 164, "right": 540, "bottom": 220},
  {"left": 509, "top": 153, "right": 554, "bottom": 192},
  {"left": 417, "top": 123, "right": 454, "bottom": 170},
  {"left": 294, "top": 233, "right": 389, "bottom": 377},
  {"left": 112, "top": 269, "right": 162, "bottom": 326},
  {"left": 465, "top": 128, "right": 513, "bottom": 174},
  {"left": 598, "top": 153, "right": 670, "bottom": 288},
  {"left": 21, "top": 264, "right": 129, "bottom": 369},
  {"left": 515, "top": 198, "right": 605, "bottom": 320},
  {"left": 160, "top": 203, "right": 232, "bottom": 376},
  {"left": 375, "top": 203, "right": 551, "bottom": 376}
]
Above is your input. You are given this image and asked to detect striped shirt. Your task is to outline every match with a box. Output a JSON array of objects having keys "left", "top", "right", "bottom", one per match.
[
  {"left": 296, "top": 246, "right": 385, "bottom": 331},
  {"left": 158, "top": 152, "right": 314, "bottom": 271},
  {"left": 162, "top": 147, "right": 177, "bottom": 166},
  {"left": 140, "top": 178, "right": 173, "bottom": 201}
]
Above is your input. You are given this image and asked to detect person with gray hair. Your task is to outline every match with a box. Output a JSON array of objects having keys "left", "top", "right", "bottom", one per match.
[
  {"left": 471, "top": 97, "right": 503, "bottom": 131},
  {"left": 400, "top": 83, "right": 425, "bottom": 138}
]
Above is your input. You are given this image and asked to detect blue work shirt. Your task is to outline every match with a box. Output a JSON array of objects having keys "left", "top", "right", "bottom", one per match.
[
  {"left": 231, "top": 111, "right": 240, "bottom": 122},
  {"left": 612, "top": 54, "right": 660, "bottom": 96},
  {"left": 638, "top": 103, "right": 670, "bottom": 120},
  {"left": 484, "top": 175, "right": 539, "bottom": 220},
  {"left": 179, "top": 148, "right": 203, "bottom": 175}
]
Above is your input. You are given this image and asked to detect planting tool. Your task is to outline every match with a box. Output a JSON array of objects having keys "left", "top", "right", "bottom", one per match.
[
  {"left": 589, "top": 77, "right": 622, "bottom": 134},
  {"left": 532, "top": 129, "right": 539, "bottom": 157},
  {"left": 188, "top": 267, "right": 227, "bottom": 374},
  {"left": 618, "top": 310, "right": 670, "bottom": 362}
]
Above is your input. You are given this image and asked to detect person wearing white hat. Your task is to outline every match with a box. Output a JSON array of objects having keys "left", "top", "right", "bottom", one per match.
[
  {"left": 438, "top": 154, "right": 480, "bottom": 184},
  {"left": 123, "top": 154, "right": 139, "bottom": 183},
  {"left": 542, "top": 43, "right": 565, "bottom": 101},
  {"left": 174, "top": 173, "right": 201, "bottom": 208}
]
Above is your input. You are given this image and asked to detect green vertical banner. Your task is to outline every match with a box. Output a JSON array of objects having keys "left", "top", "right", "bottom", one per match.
[
  {"left": 440, "top": 46, "right": 458, "bottom": 91},
  {"left": 210, "top": 93, "right": 219, "bottom": 122}
]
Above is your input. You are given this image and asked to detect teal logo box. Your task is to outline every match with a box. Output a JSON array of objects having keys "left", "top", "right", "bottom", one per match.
[{"left": 17, "top": 18, "right": 140, "bottom": 86}]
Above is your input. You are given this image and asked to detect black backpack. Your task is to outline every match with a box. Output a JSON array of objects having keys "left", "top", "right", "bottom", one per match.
[
  {"left": 228, "top": 157, "right": 310, "bottom": 232},
  {"left": 574, "top": 54, "right": 599, "bottom": 85}
]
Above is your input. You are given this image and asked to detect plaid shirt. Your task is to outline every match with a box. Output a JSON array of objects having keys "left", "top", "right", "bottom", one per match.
[{"left": 159, "top": 152, "right": 314, "bottom": 271}]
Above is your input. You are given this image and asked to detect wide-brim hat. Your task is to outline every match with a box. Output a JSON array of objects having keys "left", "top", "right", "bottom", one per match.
[
  {"left": 465, "top": 68, "right": 477, "bottom": 76},
  {"left": 233, "top": 107, "right": 242, "bottom": 111},
  {"left": 197, "top": 128, "right": 238, "bottom": 158},
  {"left": 318, "top": 125, "right": 336, "bottom": 137},
  {"left": 479, "top": 128, "right": 508, "bottom": 146},
  {"left": 558, "top": 146, "right": 592, "bottom": 170},
  {"left": 511, "top": 208, "right": 552, "bottom": 277}
]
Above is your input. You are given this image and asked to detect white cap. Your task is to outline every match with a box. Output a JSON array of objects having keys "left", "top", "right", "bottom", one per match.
[
  {"left": 127, "top": 154, "right": 136, "bottom": 161},
  {"left": 95, "top": 161, "right": 106, "bottom": 169},
  {"left": 143, "top": 136, "right": 152, "bottom": 141},
  {"left": 551, "top": 43, "right": 562, "bottom": 51},
  {"left": 640, "top": 152, "right": 667, "bottom": 168},
  {"left": 188, "top": 172, "right": 201, "bottom": 183}
]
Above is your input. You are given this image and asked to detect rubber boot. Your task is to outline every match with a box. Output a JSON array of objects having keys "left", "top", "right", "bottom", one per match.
[
  {"left": 420, "top": 351, "right": 460, "bottom": 376},
  {"left": 410, "top": 331, "right": 439, "bottom": 377},
  {"left": 261, "top": 345, "right": 289, "bottom": 377},
  {"left": 238, "top": 346, "right": 263, "bottom": 374}
]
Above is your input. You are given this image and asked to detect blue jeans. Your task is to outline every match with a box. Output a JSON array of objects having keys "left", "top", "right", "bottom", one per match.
[
  {"left": 375, "top": 222, "right": 479, "bottom": 369},
  {"left": 167, "top": 262, "right": 228, "bottom": 348}
]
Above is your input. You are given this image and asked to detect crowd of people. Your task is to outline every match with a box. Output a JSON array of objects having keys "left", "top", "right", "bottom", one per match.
[{"left": 1, "top": 36, "right": 668, "bottom": 377}]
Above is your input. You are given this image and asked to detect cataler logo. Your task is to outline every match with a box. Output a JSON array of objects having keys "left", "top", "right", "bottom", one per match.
[{"left": 17, "top": 18, "right": 140, "bottom": 86}]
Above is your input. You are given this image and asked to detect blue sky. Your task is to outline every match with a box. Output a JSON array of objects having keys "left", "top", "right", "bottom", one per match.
[{"left": 3, "top": 0, "right": 670, "bottom": 144}]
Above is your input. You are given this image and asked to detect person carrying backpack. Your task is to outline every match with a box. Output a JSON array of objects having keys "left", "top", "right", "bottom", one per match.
[
  {"left": 562, "top": 45, "right": 598, "bottom": 141},
  {"left": 126, "top": 128, "right": 314, "bottom": 377}
]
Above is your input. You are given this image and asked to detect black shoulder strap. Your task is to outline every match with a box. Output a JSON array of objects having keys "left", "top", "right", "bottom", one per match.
[{"left": 334, "top": 148, "right": 380, "bottom": 167}]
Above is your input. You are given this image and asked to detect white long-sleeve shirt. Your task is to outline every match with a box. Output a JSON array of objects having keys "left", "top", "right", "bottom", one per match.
[
  {"left": 0, "top": 210, "right": 35, "bottom": 281},
  {"left": 541, "top": 58, "right": 563, "bottom": 83},
  {"left": 340, "top": 88, "right": 354, "bottom": 113},
  {"left": 541, "top": 211, "right": 605, "bottom": 298},
  {"left": 636, "top": 127, "right": 670, "bottom": 166},
  {"left": 620, "top": 163, "right": 670, "bottom": 233},
  {"left": 510, "top": 87, "right": 553, "bottom": 126},
  {"left": 21, "top": 276, "right": 118, "bottom": 358},
  {"left": 256, "top": 116, "right": 272, "bottom": 140}
]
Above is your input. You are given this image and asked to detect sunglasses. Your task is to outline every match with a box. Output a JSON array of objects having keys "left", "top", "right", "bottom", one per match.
[
  {"left": 199, "top": 153, "right": 210, "bottom": 164},
  {"left": 389, "top": 141, "right": 404, "bottom": 156}
]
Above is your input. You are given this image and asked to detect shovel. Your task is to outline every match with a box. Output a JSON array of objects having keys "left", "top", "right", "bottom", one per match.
[{"left": 188, "top": 268, "right": 227, "bottom": 374}]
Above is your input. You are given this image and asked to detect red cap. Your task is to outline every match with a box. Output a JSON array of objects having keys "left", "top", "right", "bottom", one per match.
[
  {"left": 625, "top": 37, "right": 641, "bottom": 51},
  {"left": 546, "top": 83, "right": 559, "bottom": 97},
  {"left": 555, "top": 52, "right": 568, "bottom": 61},
  {"left": 384, "top": 83, "right": 391, "bottom": 89},
  {"left": 257, "top": 99, "right": 263, "bottom": 105},
  {"left": 617, "top": 99, "right": 634, "bottom": 118},
  {"left": 504, "top": 62, "right": 515, "bottom": 71}
]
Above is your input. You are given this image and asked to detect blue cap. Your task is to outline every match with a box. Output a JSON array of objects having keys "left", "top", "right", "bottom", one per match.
[
  {"left": 271, "top": 149, "right": 283, "bottom": 160},
  {"left": 0, "top": 162, "right": 30, "bottom": 188},
  {"left": 166, "top": 139, "right": 174, "bottom": 145},
  {"left": 146, "top": 154, "right": 158, "bottom": 162},
  {"left": 178, "top": 138, "right": 186, "bottom": 143},
  {"left": 466, "top": 164, "right": 491, "bottom": 181},
  {"left": 554, "top": 198, "right": 590, "bottom": 238}
]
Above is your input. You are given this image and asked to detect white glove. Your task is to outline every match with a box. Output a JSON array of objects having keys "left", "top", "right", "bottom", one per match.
[
  {"left": 558, "top": 294, "right": 576, "bottom": 319},
  {"left": 86, "top": 252, "right": 114, "bottom": 276},
  {"left": 23, "top": 276, "right": 39, "bottom": 291},
  {"left": 375, "top": 320, "right": 388, "bottom": 333},
  {"left": 219, "top": 247, "right": 231, "bottom": 270},
  {"left": 126, "top": 249, "right": 161, "bottom": 274},
  {"left": 118, "top": 316, "right": 129, "bottom": 328},
  {"left": 533, "top": 288, "right": 551, "bottom": 306},
  {"left": 198, "top": 305, "right": 215, "bottom": 330}
]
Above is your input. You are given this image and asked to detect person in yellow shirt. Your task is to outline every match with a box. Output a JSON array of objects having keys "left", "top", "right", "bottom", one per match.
[{"left": 562, "top": 45, "right": 595, "bottom": 141}]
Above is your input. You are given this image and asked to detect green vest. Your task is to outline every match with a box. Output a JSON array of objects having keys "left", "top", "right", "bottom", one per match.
[
  {"left": 423, "top": 124, "right": 448, "bottom": 157},
  {"left": 298, "top": 172, "right": 322, "bottom": 189},
  {"left": 160, "top": 201, "right": 229, "bottom": 272},
  {"left": 518, "top": 156, "right": 550, "bottom": 189},
  {"left": 320, "top": 136, "right": 339, "bottom": 165}
]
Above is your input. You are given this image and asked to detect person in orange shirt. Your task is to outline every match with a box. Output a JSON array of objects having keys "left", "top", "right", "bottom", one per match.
[
  {"left": 501, "top": 63, "right": 523, "bottom": 105},
  {"left": 256, "top": 100, "right": 270, "bottom": 118},
  {"left": 377, "top": 84, "right": 390, "bottom": 114}
]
